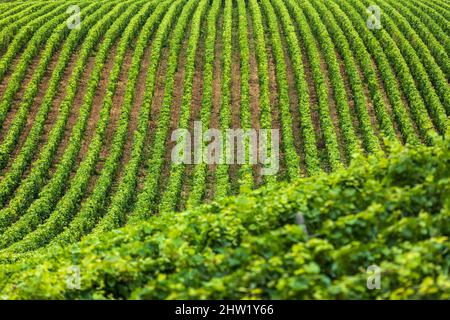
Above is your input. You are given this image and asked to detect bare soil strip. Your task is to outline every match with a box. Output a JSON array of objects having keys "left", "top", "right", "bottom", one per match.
[
  {"left": 75, "top": 44, "right": 119, "bottom": 174},
  {"left": 318, "top": 50, "right": 347, "bottom": 165},
  {"left": 157, "top": 33, "right": 189, "bottom": 206},
  {"left": 265, "top": 43, "right": 284, "bottom": 181},
  {"left": 278, "top": 23, "right": 307, "bottom": 176},
  {"left": 205, "top": 10, "right": 223, "bottom": 202},
  {"left": 335, "top": 49, "right": 363, "bottom": 145},
  {"left": 229, "top": 5, "right": 242, "bottom": 195},
  {"left": 0, "top": 54, "right": 41, "bottom": 141},
  {"left": 4, "top": 48, "right": 62, "bottom": 166},
  {"left": 179, "top": 17, "right": 207, "bottom": 211},
  {"left": 48, "top": 54, "right": 97, "bottom": 176},
  {"left": 87, "top": 48, "right": 134, "bottom": 194},
  {"left": 246, "top": 12, "right": 264, "bottom": 188}
]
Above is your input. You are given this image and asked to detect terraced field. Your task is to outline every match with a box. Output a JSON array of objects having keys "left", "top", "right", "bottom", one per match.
[{"left": 0, "top": 0, "right": 448, "bottom": 299}]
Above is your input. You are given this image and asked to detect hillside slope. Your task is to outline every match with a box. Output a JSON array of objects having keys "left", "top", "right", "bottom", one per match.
[
  {"left": 1, "top": 138, "right": 448, "bottom": 299},
  {"left": 0, "top": 0, "right": 449, "bottom": 260}
]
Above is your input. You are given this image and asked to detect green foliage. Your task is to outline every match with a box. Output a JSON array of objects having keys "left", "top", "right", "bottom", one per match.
[
  {"left": 0, "top": 138, "right": 448, "bottom": 299},
  {"left": 0, "top": 3, "right": 68, "bottom": 127},
  {"left": 0, "top": 1, "right": 124, "bottom": 234},
  {"left": 285, "top": 0, "right": 344, "bottom": 171},
  {"left": 248, "top": 0, "right": 276, "bottom": 185},
  {"left": 159, "top": 0, "right": 210, "bottom": 212},
  {"left": 271, "top": 0, "right": 321, "bottom": 175},
  {"left": 0, "top": 2, "right": 138, "bottom": 254},
  {"left": 0, "top": 0, "right": 448, "bottom": 300},
  {"left": 0, "top": 2, "right": 116, "bottom": 208},
  {"left": 130, "top": 0, "right": 197, "bottom": 220},
  {"left": 214, "top": 0, "right": 233, "bottom": 199},
  {"left": 186, "top": 0, "right": 221, "bottom": 209},
  {"left": 261, "top": 0, "right": 301, "bottom": 180},
  {"left": 94, "top": 0, "right": 185, "bottom": 232}
]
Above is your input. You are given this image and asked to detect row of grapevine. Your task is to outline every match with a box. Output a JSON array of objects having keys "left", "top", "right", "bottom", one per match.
[
  {"left": 0, "top": 4, "right": 43, "bottom": 36},
  {"left": 236, "top": 0, "right": 255, "bottom": 191},
  {"left": 0, "top": 1, "right": 125, "bottom": 234},
  {"left": 0, "top": 1, "right": 142, "bottom": 249},
  {"left": 389, "top": 0, "right": 450, "bottom": 80},
  {"left": 349, "top": 0, "right": 448, "bottom": 134},
  {"left": 158, "top": 0, "right": 210, "bottom": 213},
  {"left": 260, "top": 0, "right": 301, "bottom": 180},
  {"left": 425, "top": 0, "right": 450, "bottom": 22},
  {"left": 0, "top": 4, "right": 69, "bottom": 126},
  {"left": 329, "top": 0, "right": 438, "bottom": 145},
  {"left": 375, "top": 0, "right": 450, "bottom": 114},
  {"left": 49, "top": 1, "right": 161, "bottom": 247},
  {"left": 307, "top": 1, "right": 397, "bottom": 148},
  {"left": 297, "top": 0, "right": 366, "bottom": 158},
  {"left": 270, "top": 0, "right": 320, "bottom": 175},
  {"left": 0, "top": 2, "right": 100, "bottom": 169},
  {"left": 0, "top": 3, "right": 56, "bottom": 57},
  {"left": 400, "top": 0, "right": 450, "bottom": 56},
  {"left": 314, "top": 0, "right": 419, "bottom": 146},
  {"left": 0, "top": 3, "right": 30, "bottom": 24},
  {"left": 0, "top": 2, "right": 114, "bottom": 208},
  {"left": 406, "top": 0, "right": 450, "bottom": 37},
  {"left": 0, "top": 0, "right": 447, "bottom": 260},
  {"left": 0, "top": 2, "right": 139, "bottom": 255},
  {"left": 214, "top": 0, "right": 233, "bottom": 199},
  {"left": 285, "top": 0, "right": 342, "bottom": 171},
  {"left": 185, "top": 0, "right": 221, "bottom": 209},
  {"left": 94, "top": 0, "right": 187, "bottom": 231},
  {"left": 1, "top": 137, "right": 447, "bottom": 298},
  {"left": 129, "top": 0, "right": 198, "bottom": 220},
  {"left": 248, "top": 0, "right": 276, "bottom": 185}
]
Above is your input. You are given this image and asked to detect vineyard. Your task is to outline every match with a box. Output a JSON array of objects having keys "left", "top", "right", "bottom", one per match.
[{"left": 0, "top": 0, "right": 448, "bottom": 299}]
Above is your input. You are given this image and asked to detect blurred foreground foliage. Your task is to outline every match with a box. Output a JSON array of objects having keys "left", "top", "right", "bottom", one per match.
[{"left": 0, "top": 137, "right": 448, "bottom": 299}]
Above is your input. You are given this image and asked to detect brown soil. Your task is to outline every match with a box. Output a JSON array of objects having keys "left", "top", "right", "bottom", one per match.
[
  {"left": 278, "top": 25, "right": 306, "bottom": 176},
  {"left": 246, "top": 13, "right": 263, "bottom": 188},
  {"left": 13, "top": 50, "right": 82, "bottom": 183},
  {"left": 48, "top": 54, "right": 97, "bottom": 176},
  {"left": 336, "top": 50, "right": 363, "bottom": 145},
  {"left": 265, "top": 43, "right": 285, "bottom": 181},
  {"left": 109, "top": 38, "right": 157, "bottom": 199},
  {"left": 120, "top": 43, "right": 155, "bottom": 177},
  {"left": 318, "top": 51, "right": 347, "bottom": 165},
  {"left": 157, "top": 33, "right": 189, "bottom": 207},
  {"left": 87, "top": 49, "right": 134, "bottom": 194},
  {"left": 355, "top": 61, "right": 383, "bottom": 148},
  {"left": 228, "top": 6, "right": 242, "bottom": 195},
  {"left": 76, "top": 44, "right": 118, "bottom": 173},
  {"left": 205, "top": 11, "right": 223, "bottom": 201},
  {"left": 371, "top": 57, "right": 410, "bottom": 142},
  {"left": 0, "top": 54, "right": 41, "bottom": 141},
  {"left": 3, "top": 48, "right": 62, "bottom": 168},
  {"left": 179, "top": 17, "right": 207, "bottom": 211},
  {"left": 133, "top": 43, "right": 169, "bottom": 192}
]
